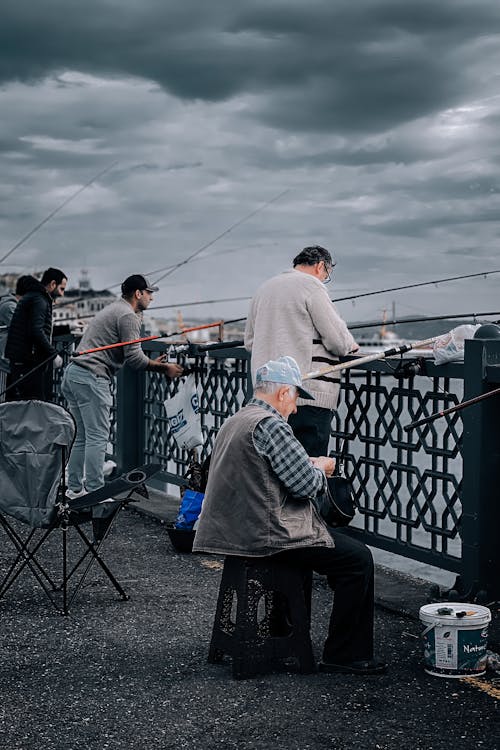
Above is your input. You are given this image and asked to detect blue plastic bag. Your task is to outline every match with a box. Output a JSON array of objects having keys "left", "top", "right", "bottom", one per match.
[{"left": 174, "top": 489, "right": 204, "bottom": 530}]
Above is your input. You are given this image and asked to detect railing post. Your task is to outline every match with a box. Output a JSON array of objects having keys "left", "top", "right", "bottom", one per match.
[
  {"left": 460, "top": 336, "right": 500, "bottom": 600},
  {"left": 115, "top": 366, "right": 145, "bottom": 473}
]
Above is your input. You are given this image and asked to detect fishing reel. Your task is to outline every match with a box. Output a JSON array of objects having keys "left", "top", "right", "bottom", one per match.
[{"left": 393, "top": 356, "right": 427, "bottom": 380}]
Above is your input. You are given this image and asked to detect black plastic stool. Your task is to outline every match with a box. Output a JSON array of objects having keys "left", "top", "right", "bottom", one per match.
[{"left": 208, "top": 556, "right": 316, "bottom": 679}]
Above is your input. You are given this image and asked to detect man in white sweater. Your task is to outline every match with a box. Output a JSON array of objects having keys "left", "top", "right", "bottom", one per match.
[{"left": 244, "top": 246, "right": 358, "bottom": 455}]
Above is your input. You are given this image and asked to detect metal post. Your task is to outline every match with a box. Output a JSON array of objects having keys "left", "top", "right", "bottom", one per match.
[
  {"left": 115, "top": 366, "right": 145, "bottom": 473},
  {"left": 460, "top": 337, "right": 500, "bottom": 600}
]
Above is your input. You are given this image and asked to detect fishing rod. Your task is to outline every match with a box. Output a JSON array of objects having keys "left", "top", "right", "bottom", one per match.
[
  {"left": 302, "top": 337, "right": 438, "bottom": 382},
  {"left": 1, "top": 321, "right": 225, "bottom": 397},
  {"left": 348, "top": 310, "right": 500, "bottom": 331},
  {"left": 152, "top": 189, "right": 290, "bottom": 284},
  {"left": 0, "top": 162, "right": 118, "bottom": 267},
  {"left": 404, "top": 386, "right": 500, "bottom": 431},
  {"left": 333, "top": 268, "right": 500, "bottom": 304},
  {"left": 45, "top": 300, "right": 500, "bottom": 333},
  {"left": 220, "top": 310, "right": 500, "bottom": 332},
  {"left": 73, "top": 321, "right": 224, "bottom": 357}
]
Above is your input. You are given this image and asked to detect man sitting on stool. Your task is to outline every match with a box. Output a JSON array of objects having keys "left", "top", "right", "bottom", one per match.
[{"left": 193, "top": 355, "right": 387, "bottom": 675}]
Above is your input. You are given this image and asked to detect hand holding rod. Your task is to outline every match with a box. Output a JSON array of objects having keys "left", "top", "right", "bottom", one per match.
[
  {"left": 404, "top": 385, "right": 500, "bottom": 431},
  {"left": 302, "top": 337, "right": 438, "bottom": 381}
]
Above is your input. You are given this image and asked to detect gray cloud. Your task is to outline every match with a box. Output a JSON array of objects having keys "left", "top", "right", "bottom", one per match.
[
  {"left": 0, "top": 0, "right": 499, "bottom": 325},
  {"left": 2, "top": 1, "right": 500, "bottom": 133}
]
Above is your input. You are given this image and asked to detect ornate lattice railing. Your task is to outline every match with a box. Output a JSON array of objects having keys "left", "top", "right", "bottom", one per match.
[
  {"left": 330, "top": 362, "right": 463, "bottom": 572},
  {"left": 55, "top": 335, "right": 500, "bottom": 597},
  {"left": 133, "top": 342, "right": 465, "bottom": 572}
]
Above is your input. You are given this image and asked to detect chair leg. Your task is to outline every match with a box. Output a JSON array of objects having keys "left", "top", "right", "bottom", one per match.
[
  {"left": 67, "top": 511, "right": 129, "bottom": 607},
  {"left": 0, "top": 517, "right": 62, "bottom": 612},
  {"left": 0, "top": 507, "right": 129, "bottom": 615}
]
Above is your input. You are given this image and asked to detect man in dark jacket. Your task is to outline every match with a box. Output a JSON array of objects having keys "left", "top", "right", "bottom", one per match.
[
  {"left": 5, "top": 268, "right": 67, "bottom": 401},
  {"left": 0, "top": 276, "right": 37, "bottom": 401}
]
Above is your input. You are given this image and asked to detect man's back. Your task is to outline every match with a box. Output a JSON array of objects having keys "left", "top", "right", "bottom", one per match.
[
  {"left": 5, "top": 285, "right": 52, "bottom": 364},
  {"left": 194, "top": 400, "right": 332, "bottom": 556},
  {"left": 0, "top": 292, "right": 17, "bottom": 362},
  {"left": 245, "top": 269, "right": 355, "bottom": 408},
  {"left": 246, "top": 270, "right": 324, "bottom": 372}
]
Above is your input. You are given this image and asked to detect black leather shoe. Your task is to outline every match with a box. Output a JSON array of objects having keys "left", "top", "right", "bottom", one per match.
[{"left": 318, "top": 658, "right": 388, "bottom": 675}]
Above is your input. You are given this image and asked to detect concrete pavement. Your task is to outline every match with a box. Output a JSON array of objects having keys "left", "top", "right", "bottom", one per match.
[{"left": 0, "top": 492, "right": 498, "bottom": 750}]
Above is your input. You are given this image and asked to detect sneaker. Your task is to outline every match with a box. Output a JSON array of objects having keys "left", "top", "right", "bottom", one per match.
[
  {"left": 65, "top": 488, "right": 87, "bottom": 500},
  {"left": 103, "top": 460, "right": 117, "bottom": 478}
]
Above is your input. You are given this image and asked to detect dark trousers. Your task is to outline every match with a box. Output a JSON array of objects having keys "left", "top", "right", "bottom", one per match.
[
  {"left": 288, "top": 405, "right": 334, "bottom": 456},
  {"left": 273, "top": 531, "right": 374, "bottom": 664},
  {"left": 6, "top": 362, "right": 51, "bottom": 402}
]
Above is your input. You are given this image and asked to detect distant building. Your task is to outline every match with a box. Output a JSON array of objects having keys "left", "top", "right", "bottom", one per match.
[
  {"left": 0, "top": 272, "right": 21, "bottom": 294},
  {"left": 53, "top": 270, "right": 116, "bottom": 331}
]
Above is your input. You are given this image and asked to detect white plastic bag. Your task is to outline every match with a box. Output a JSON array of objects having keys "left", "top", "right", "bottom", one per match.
[
  {"left": 164, "top": 374, "right": 203, "bottom": 451},
  {"left": 433, "top": 324, "right": 480, "bottom": 365}
]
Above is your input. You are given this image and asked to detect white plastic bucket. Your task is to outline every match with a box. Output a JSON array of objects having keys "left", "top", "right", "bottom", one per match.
[{"left": 419, "top": 602, "right": 491, "bottom": 678}]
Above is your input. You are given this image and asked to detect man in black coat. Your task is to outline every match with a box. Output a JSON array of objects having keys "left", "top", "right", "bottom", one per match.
[{"left": 5, "top": 267, "right": 67, "bottom": 401}]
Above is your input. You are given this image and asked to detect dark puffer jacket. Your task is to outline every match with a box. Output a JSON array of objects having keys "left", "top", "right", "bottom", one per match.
[{"left": 5, "top": 280, "right": 55, "bottom": 365}]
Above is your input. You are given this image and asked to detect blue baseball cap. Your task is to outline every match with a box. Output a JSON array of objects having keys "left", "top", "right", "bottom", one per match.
[{"left": 255, "top": 356, "right": 315, "bottom": 400}]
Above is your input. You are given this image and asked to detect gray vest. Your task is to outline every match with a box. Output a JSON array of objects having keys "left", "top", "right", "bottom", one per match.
[{"left": 193, "top": 403, "right": 333, "bottom": 556}]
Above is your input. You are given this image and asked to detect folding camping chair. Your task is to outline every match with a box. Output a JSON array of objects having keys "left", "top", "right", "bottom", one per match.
[{"left": 0, "top": 400, "right": 160, "bottom": 615}]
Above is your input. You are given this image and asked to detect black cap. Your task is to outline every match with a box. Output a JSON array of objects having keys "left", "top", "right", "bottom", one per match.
[{"left": 121, "top": 274, "right": 159, "bottom": 296}]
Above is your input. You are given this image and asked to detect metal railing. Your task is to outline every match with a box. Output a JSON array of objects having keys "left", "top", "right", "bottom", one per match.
[{"left": 54, "top": 336, "right": 500, "bottom": 600}]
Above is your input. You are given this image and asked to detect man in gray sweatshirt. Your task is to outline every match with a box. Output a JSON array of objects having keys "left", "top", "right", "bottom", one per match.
[{"left": 61, "top": 274, "right": 183, "bottom": 500}]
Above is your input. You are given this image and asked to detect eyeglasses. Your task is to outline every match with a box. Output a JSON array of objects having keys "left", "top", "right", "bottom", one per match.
[{"left": 322, "top": 261, "right": 334, "bottom": 284}]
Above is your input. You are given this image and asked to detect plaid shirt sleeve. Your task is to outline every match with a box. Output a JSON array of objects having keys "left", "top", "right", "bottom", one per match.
[{"left": 252, "top": 402, "right": 327, "bottom": 499}]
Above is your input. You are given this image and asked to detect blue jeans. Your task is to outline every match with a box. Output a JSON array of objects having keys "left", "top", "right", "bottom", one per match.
[{"left": 61, "top": 363, "right": 113, "bottom": 493}]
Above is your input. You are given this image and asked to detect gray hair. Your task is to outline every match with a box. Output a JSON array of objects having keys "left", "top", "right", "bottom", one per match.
[{"left": 254, "top": 382, "right": 297, "bottom": 397}]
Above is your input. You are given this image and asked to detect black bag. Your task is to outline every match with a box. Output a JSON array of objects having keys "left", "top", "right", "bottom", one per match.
[
  {"left": 319, "top": 475, "right": 356, "bottom": 527},
  {"left": 317, "top": 442, "right": 355, "bottom": 527}
]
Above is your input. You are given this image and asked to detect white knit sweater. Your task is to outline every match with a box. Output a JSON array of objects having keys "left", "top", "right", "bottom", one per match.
[{"left": 244, "top": 270, "right": 356, "bottom": 410}]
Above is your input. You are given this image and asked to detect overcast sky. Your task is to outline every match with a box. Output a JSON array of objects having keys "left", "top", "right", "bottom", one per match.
[{"left": 1, "top": 0, "right": 499, "bottom": 328}]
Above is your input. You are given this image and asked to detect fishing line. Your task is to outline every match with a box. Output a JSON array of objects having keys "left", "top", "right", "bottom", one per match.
[
  {"left": 62, "top": 265, "right": 499, "bottom": 315},
  {"left": 0, "top": 162, "right": 118, "bottom": 266},
  {"left": 152, "top": 189, "right": 290, "bottom": 284},
  {"left": 140, "top": 242, "right": 279, "bottom": 284},
  {"left": 333, "top": 268, "right": 500, "bottom": 303},
  {"left": 349, "top": 310, "right": 500, "bottom": 331},
  {"left": 94, "top": 245, "right": 270, "bottom": 295},
  {"left": 48, "top": 304, "right": 500, "bottom": 331}
]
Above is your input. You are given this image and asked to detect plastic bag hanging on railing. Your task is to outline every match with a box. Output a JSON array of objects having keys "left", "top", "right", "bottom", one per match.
[
  {"left": 433, "top": 324, "right": 481, "bottom": 365},
  {"left": 164, "top": 373, "right": 203, "bottom": 451}
]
